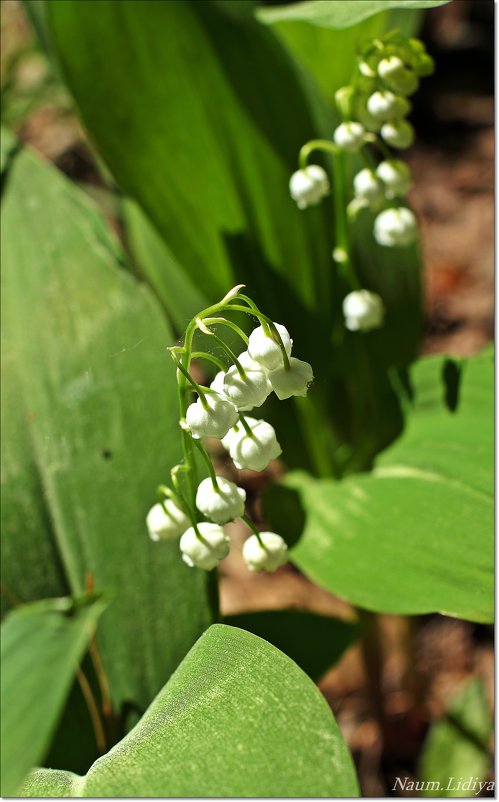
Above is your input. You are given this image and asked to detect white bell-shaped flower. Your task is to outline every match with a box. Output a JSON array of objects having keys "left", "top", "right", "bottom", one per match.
[
  {"left": 247, "top": 323, "right": 292, "bottom": 371},
  {"left": 366, "top": 91, "right": 410, "bottom": 123},
  {"left": 237, "top": 350, "right": 263, "bottom": 370},
  {"left": 333, "top": 121, "right": 365, "bottom": 152},
  {"left": 376, "top": 159, "right": 412, "bottom": 198},
  {"left": 268, "top": 357, "right": 313, "bottom": 400},
  {"left": 185, "top": 391, "right": 238, "bottom": 439},
  {"left": 242, "top": 532, "right": 288, "bottom": 572},
  {"left": 289, "top": 165, "right": 330, "bottom": 210},
  {"left": 210, "top": 371, "right": 226, "bottom": 395},
  {"left": 146, "top": 500, "right": 190, "bottom": 542},
  {"left": 342, "top": 290, "right": 385, "bottom": 332},
  {"left": 374, "top": 207, "right": 418, "bottom": 247},
  {"left": 221, "top": 417, "right": 282, "bottom": 472},
  {"left": 180, "top": 522, "right": 230, "bottom": 570},
  {"left": 223, "top": 364, "right": 272, "bottom": 411},
  {"left": 353, "top": 168, "right": 385, "bottom": 203},
  {"left": 380, "top": 120, "right": 414, "bottom": 149},
  {"left": 195, "top": 476, "right": 246, "bottom": 524}
]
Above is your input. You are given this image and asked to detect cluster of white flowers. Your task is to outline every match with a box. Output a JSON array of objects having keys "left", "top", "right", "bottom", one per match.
[
  {"left": 147, "top": 306, "right": 313, "bottom": 574},
  {"left": 288, "top": 34, "right": 432, "bottom": 333}
]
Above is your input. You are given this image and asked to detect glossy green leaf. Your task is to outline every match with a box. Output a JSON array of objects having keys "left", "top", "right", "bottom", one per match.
[
  {"left": 21, "top": 625, "right": 360, "bottom": 797},
  {"left": 1, "top": 595, "right": 105, "bottom": 796},
  {"left": 1, "top": 145, "right": 214, "bottom": 736},
  {"left": 225, "top": 609, "right": 358, "bottom": 680},
  {"left": 257, "top": 0, "right": 450, "bottom": 28},
  {"left": 284, "top": 350, "right": 493, "bottom": 622},
  {"left": 123, "top": 199, "right": 208, "bottom": 334},
  {"left": 47, "top": 0, "right": 334, "bottom": 320},
  {"left": 419, "top": 679, "right": 493, "bottom": 797}
]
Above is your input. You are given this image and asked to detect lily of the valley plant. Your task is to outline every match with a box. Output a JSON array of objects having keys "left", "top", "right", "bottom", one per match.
[
  {"left": 289, "top": 30, "right": 433, "bottom": 333},
  {"left": 146, "top": 285, "right": 313, "bottom": 573}
]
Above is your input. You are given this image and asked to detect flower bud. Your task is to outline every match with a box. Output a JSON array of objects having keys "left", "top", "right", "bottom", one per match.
[
  {"left": 242, "top": 532, "right": 288, "bottom": 572},
  {"left": 342, "top": 290, "right": 384, "bottom": 332},
  {"left": 180, "top": 522, "right": 230, "bottom": 570},
  {"left": 268, "top": 357, "right": 313, "bottom": 400},
  {"left": 333, "top": 122, "right": 365, "bottom": 152},
  {"left": 408, "top": 38, "right": 425, "bottom": 55},
  {"left": 195, "top": 476, "right": 246, "bottom": 524},
  {"left": 380, "top": 119, "right": 414, "bottom": 149},
  {"left": 289, "top": 165, "right": 329, "bottom": 210},
  {"left": 223, "top": 365, "right": 272, "bottom": 411},
  {"left": 247, "top": 323, "right": 292, "bottom": 371},
  {"left": 185, "top": 391, "right": 239, "bottom": 439},
  {"left": 377, "top": 55, "right": 405, "bottom": 82},
  {"left": 391, "top": 68, "right": 419, "bottom": 96},
  {"left": 353, "top": 168, "right": 385, "bottom": 203},
  {"left": 335, "top": 85, "right": 355, "bottom": 116},
  {"left": 146, "top": 500, "right": 190, "bottom": 542},
  {"left": 414, "top": 53, "right": 435, "bottom": 77},
  {"left": 358, "top": 60, "right": 376, "bottom": 78},
  {"left": 221, "top": 417, "right": 282, "bottom": 472},
  {"left": 374, "top": 207, "right": 418, "bottom": 247},
  {"left": 376, "top": 159, "right": 412, "bottom": 197},
  {"left": 366, "top": 91, "right": 410, "bottom": 122}
]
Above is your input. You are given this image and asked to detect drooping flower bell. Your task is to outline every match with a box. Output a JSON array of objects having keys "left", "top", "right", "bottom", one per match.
[
  {"left": 185, "top": 391, "right": 239, "bottom": 439},
  {"left": 380, "top": 119, "right": 414, "bottom": 149},
  {"left": 342, "top": 290, "right": 384, "bottom": 332},
  {"left": 289, "top": 165, "right": 330, "bottom": 209},
  {"left": 378, "top": 56, "right": 419, "bottom": 95},
  {"left": 242, "top": 532, "right": 288, "bottom": 572},
  {"left": 221, "top": 417, "right": 282, "bottom": 472},
  {"left": 180, "top": 522, "right": 230, "bottom": 570},
  {"left": 146, "top": 500, "right": 190, "bottom": 542},
  {"left": 222, "top": 365, "right": 272, "bottom": 411},
  {"left": 247, "top": 323, "right": 292, "bottom": 371},
  {"left": 374, "top": 207, "right": 418, "bottom": 247},
  {"left": 366, "top": 91, "right": 410, "bottom": 122},
  {"left": 353, "top": 168, "right": 385, "bottom": 204},
  {"left": 333, "top": 121, "right": 365, "bottom": 152},
  {"left": 195, "top": 476, "right": 246, "bottom": 524},
  {"left": 268, "top": 357, "right": 314, "bottom": 400},
  {"left": 376, "top": 159, "right": 412, "bottom": 198}
]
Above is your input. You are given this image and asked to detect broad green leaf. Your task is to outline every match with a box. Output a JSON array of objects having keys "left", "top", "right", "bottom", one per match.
[
  {"left": 419, "top": 679, "right": 493, "bottom": 797},
  {"left": 47, "top": 0, "right": 334, "bottom": 321},
  {"left": 20, "top": 625, "right": 360, "bottom": 797},
  {"left": 122, "top": 199, "right": 208, "bottom": 334},
  {"left": 1, "top": 125, "right": 18, "bottom": 175},
  {"left": 224, "top": 609, "right": 358, "bottom": 680},
  {"left": 282, "top": 350, "right": 493, "bottom": 622},
  {"left": 22, "top": 0, "right": 53, "bottom": 60},
  {"left": 1, "top": 595, "right": 105, "bottom": 796},
  {"left": 21, "top": 768, "right": 82, "bottom": 798},
  {"left": 257, "top": 0, "right": 451, "bottom": 29},
  {"left": 1, "top": 145, "right": 214, "bottom": 741}
]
